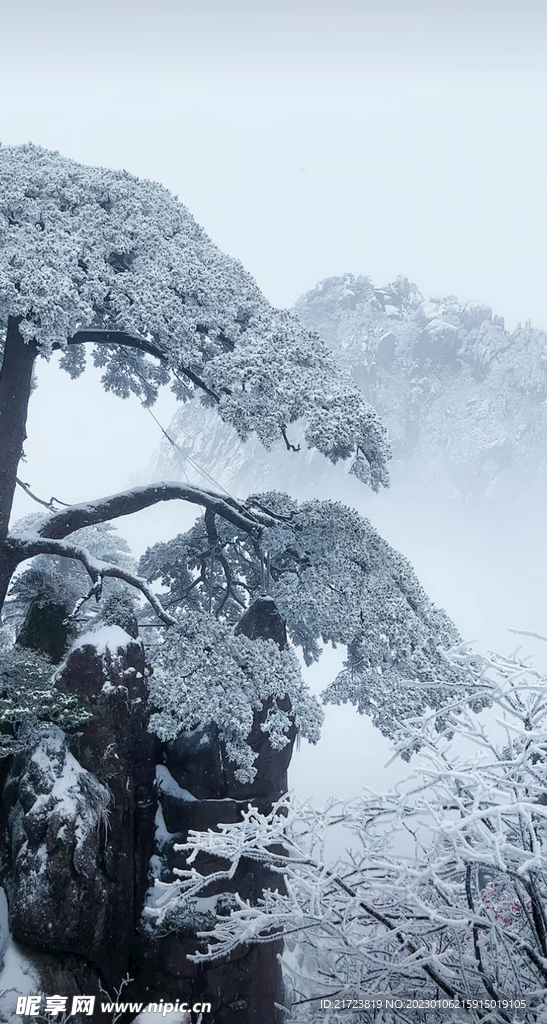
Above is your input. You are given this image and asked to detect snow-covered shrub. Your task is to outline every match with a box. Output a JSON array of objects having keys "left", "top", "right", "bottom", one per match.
[
  {"left": 147, "top": 609, "right": 323, "bottom": 783},
  {"left": 0, "top": 627, "right": 92, "bottom": 756}
]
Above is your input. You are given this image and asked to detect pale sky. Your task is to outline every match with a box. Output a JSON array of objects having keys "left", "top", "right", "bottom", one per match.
[{"left": 2, "top": 0, "right": 547, "bottom": 327}]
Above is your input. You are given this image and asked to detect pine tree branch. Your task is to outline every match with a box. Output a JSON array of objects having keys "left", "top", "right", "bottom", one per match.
[
  {"left": 58, "top": 329, "right": 222, "bottom": 403},
  {"left": 3, "top": 483, "right": 280, "bottom": 624},
  {"left": 29, "top": 482, "right": 277, "bottom": 541},
  {"left": 5, "top": 534, "right": 175, "bottom": 625}
]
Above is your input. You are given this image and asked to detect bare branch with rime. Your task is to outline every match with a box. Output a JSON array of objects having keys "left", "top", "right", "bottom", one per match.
[
  {"left": 6, "top": 534, "right": 176, "bottom": 625},
  {"left": 16, "top": 477, "right": 70, "bottom": 511}
]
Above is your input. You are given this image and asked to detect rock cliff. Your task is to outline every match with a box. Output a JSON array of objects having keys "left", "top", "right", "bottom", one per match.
[{"left": 1, "top": 597, "right": 293, "bottom": 1023}]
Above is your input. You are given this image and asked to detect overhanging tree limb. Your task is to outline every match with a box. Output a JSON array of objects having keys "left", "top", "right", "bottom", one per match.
[
  {"left": 2, "top": 482, "right": 280, "bottom": 622},
  {"left": 57, "top": 329, "right": 166, "bottom": 363},
  {"left": 58, "top": 330, "right": 222, "bottom": 403},
  {"left": 5, "top": 534, "right": 176, "bottom": 625},
  {"left": 34, "top": 482, "right": 276, "bottom": 540}
]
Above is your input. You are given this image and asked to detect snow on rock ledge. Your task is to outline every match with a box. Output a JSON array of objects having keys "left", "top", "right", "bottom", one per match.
[{"left": 69, "top": 623, "right": 136, "bottom": 656}]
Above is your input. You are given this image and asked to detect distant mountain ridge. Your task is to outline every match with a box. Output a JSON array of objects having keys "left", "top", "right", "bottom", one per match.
[{"left": 155, "top": 274, "right": 547, "bottom": 504}]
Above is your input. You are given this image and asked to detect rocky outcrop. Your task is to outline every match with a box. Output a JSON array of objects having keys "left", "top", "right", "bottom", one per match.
[
  {"left": 4, "top": 728, "right": 112, "bottom": 963},
  {"left": 139, "top": 597, "right": 293, "bottom": 1024},
  {"left": 16, "top": 598, "right": 75, "bottom": 664},
  {"left": 55, "top": 623, "right": 157, "bottom": 970},
  {"left": 2, "top": 597, "right": 295, "bottom": 1022},
  {"left": 2, "top": 619, "right": 156, "bottom": 1017}
]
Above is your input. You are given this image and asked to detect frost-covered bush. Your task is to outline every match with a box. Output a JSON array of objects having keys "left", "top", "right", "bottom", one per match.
[
  {"left": 0, "top": 627, "right": 92, "bottom": 756},
  {"left": 151, "top": 642, "right": 547, "bottom": 1022},
  {"left": 147, "top": 609, "right": 322, "bottom": 782}
]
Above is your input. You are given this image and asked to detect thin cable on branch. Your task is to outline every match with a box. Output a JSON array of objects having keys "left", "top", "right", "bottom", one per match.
[
  {"left": 143, "top": 404, "right": 285, "bottom": 533},
  {"left": 145, "top": 406, "right": 237, "bottom": 502},
  {"left": 16, "top": 478, "right": 71, "bottom": 511},
  {"left": 145, "top": 407, "right": 190, "bottom": 485}
]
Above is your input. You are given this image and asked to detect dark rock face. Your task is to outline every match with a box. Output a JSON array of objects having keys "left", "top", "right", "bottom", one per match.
[
  {"left": 140, "top": 597, "right": 294, "bottom": 1023},
  {"left": 234, "top": 596, "right": 288, "bottom": 648},
  {"left": 2, "top": 597, "right": 295, "bottom": 1023},
  {"left": 17, "top": 599, "right": 74, "bottom": 664},
  {"left": 2, "top": 622, "right": 156, "bottom": 1013},
  {"left": 4, "top": 728, "right": 112, "bottom": 965},
  {"left": 56, "top": 629, "right": 157, "bottom": 951}
]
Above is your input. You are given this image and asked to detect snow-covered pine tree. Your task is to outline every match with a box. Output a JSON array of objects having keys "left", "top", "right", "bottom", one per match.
[
  {"left": 0, "top": 142, "right": 491, "bottom": 1023},
  {"left": 0, "top": 143, "right": 473, "bottom": 760},
  {"left": 0, "top": 142, "right": 390, "bottom": 616}
]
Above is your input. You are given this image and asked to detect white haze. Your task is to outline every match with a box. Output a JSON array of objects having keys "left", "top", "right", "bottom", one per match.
[{"left": 4, "top": 0, "right": 547, "bottom": 801}]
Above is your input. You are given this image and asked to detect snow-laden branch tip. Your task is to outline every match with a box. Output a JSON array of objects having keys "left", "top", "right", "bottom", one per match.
[{"left": 508, "top": 627, "right": 547, "bottom": 644}]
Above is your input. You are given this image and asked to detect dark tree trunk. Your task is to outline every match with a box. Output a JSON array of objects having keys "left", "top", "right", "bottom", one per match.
[
  {"left": 0, "top": 547, "right": 22, "bottom": 622},
  {"left": 0, "top": 317, "right": 37, "bottom": 540},
  {"left": 0, "top": 317, "right": 37, "bottom": 613}
]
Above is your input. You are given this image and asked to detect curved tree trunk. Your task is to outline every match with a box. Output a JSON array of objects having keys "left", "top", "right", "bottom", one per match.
[{"left": 0, "top": 317, "right": 37, "bottom": 614}]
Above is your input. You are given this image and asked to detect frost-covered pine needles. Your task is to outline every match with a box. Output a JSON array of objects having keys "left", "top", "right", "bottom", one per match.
[{"left": 0, "top": 143, "right": 390, "bottom": 488}]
